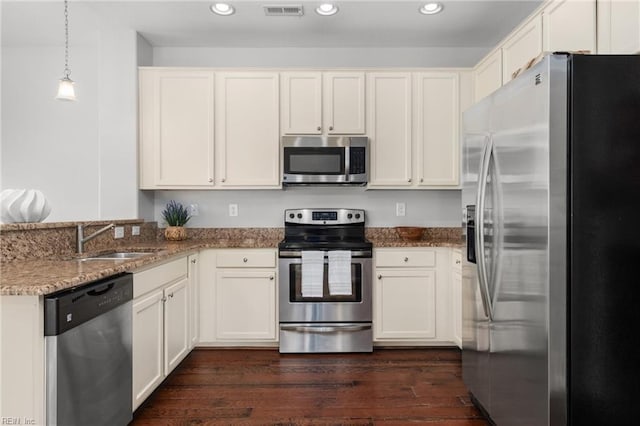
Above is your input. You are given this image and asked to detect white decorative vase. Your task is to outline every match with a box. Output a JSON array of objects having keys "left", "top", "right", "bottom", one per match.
[{"left": 0, "top": 189, "right": 52, "bottom": 223}]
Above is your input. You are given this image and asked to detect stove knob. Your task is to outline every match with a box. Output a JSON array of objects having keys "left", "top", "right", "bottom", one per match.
[
  {"left": 347, "top": 213, "right": 353, "bottom": 219},
  {"left": 297, "top": 213, "right": 302, "bottom": 219},
  {"left": 355, "top": 213, "right": 361, "bottom": 219},
  {"left": 289, "top": 213, "right": 295, "bottom": 219}
]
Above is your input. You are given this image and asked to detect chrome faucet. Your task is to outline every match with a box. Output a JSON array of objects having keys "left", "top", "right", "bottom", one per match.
[{"left": 77, "top": 223, "right": 115, "bottom": 254}]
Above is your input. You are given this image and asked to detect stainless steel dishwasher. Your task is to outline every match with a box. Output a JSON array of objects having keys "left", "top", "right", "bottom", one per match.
[{"left": 44, "top": 273, "right": 133, "bottom": 426}]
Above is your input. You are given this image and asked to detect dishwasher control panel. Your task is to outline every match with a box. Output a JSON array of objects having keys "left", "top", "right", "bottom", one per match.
[{"left": 44, "top": 273, "right": 133, "bottom": 336}]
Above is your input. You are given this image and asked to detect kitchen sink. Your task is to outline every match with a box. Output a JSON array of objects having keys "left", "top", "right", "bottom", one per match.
[{"left": 78, "top": 252, "right": 157, "bottom": 261}]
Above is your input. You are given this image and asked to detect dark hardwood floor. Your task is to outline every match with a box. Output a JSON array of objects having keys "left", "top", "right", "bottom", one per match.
[{"left": 131, "top": 348, "right": 488, "bottom": 425}]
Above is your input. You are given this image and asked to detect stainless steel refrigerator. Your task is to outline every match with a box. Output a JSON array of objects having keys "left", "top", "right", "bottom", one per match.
[{"left": 461, "top": 53, "right": 640, "bottom": 426}]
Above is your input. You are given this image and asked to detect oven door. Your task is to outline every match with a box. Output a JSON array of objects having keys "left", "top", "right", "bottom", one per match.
[{"left": 278, "top": 251, "right": 372, "bottom": 323}]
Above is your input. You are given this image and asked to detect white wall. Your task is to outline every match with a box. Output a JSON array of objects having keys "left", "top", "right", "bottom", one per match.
[
  {"left": 154, "top": 189, "right": 462, "bottom": 228},
  {"left": 153, "top": 47, "right": 487, "bottom": 68},
  {"left": 1, "top": 44, "right": 102, "bottom": 221},
  {"left": 1, "top": 11, "right": 141, "bottom": 222}
]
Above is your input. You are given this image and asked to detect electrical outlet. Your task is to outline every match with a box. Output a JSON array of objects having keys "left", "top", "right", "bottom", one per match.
[
  {"left": 131, "top": 225, "right": 140, "bottom": 236},
  {"left": 114, "top": 226, "right": 125, "bottom": 239},
  {"left": 189, "top": 204, "right": 199, "bottom": 216},
  {"left": 396, "top": 202, "right": 406, "bottom": 217},
  {"left": 229, "top": 204, "right": 238, "bottom": 217}
]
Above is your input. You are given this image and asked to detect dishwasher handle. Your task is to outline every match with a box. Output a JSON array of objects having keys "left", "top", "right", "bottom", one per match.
[{"left": 44, "top": 273, "right": 133, "bottom": 336}]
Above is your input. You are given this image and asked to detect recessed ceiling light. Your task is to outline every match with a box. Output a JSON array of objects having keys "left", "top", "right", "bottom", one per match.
[
  {"left": 316, "top": 3, "right": 339, "bottom": 16},
  {"left": 419, "top": 2, "right": 443, "bottom": 15},
  {"left": 210, "top": 3, "right": 235, "bottom": 16}
]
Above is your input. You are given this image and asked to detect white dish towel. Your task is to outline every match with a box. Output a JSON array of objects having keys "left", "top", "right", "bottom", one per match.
[
  {"left": 301, "top": 251, "right": 324, "bottom": 298},
  {"left": 328, "top": 250, "right": 352, "bottom": 296}
]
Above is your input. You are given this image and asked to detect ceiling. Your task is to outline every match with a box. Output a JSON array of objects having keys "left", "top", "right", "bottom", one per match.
[{"left": 2, "top": 0, "right": 542, "bottom": 49}]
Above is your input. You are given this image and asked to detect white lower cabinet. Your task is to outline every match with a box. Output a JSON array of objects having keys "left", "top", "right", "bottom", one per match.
[
  {"left": 373, "top": 248, "right": 454, "bottom": 345},
  {"left": 132, "top": 256, "right": 191, "bottom": 410},
  {"left": 215, "top": 270, "right": 277, "bottom": 340},
  {"left": 198, "top": 249, "right": 278, "bottom": 346},
  {"left": 452, "top": 249, "right": 462, "bottom": 348}
]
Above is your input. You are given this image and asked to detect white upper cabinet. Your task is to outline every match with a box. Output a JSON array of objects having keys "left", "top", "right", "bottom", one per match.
[
  {"left": 139, "top": 69, "right": 215, "bottom": 189},
  {"left": 281, "top": 72, "right": 323, "bottom": 134},
  {"left": 543, "top": 0, "right": 597, "bottom": 53},
  {"left": 598, "top": 0, "right": 640, "bottom": 54},
  {"left": 324, "top": 72, "right": 366, "bottom": 134},
  {"left": 281, "top": 71, "right": 365, "bottom": 135},
  {"left": 501, "top": 14, "right": 543, "bottom": 84},
  {"left": 216, "top": 72, "right": 280, "bottom": 187},
  {"left": 414, "top": 72, "right": 460, "bottom": 187},
  {"left": 367, "top": 72, "right": 413, "bottom": 187},
  {"left": 474, "top": 49, "right": 503, "bottom": 103}
]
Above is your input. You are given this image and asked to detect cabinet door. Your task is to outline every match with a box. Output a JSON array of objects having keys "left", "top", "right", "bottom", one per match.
[
  {"left": 139, "top": 69, "right": 215, "bottom": 188},
  {"left": 414, "top": 72, "right": 460, "bottom": 186},
  {"left": 164, "top": 277, "right": 189, "bottom": 374},
  {"left": 474, "top": 50, "right": 503, "bottom": 102},
  {"left": 543, "top": 0, "right": 596, "bottom": 53},
  {"left": 281, "top": 72, "right": 322, "bottom": 134},
  {"left": 598, "top": 0, "right": 640, "bottom": 54},
  {"left": 215, "top": 269, "right": 277, "bottom": 341},
  {"left": 374, "top": 269, "right": 436, "bottom": 340},
  {"left": 132, "top": 289, "right": 164, "bottom": 410},
  {"left": 323, "top": 72, "right": 366, "bottom": 134},
  {"left": 452, "top": 250, "right": 462, "bottom": 348},
  {"left": 217, "top": 72, "right": 280, "bottom": 187},
  {"left": 366, "top": 73, "right": 413, "bottom": 187},
  {"left": 502, "top": 14, "right": 543, "bottom": 83},
  {"left": 188, "top": 254, "right": 199, "bottom": 349},
  {"left": 197, "top": 250, "right": 216, "bottom": 343}
]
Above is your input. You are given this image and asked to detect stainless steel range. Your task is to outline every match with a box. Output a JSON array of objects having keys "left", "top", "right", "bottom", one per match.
[{"left": 278, "top": 208, "right": 373, "bottom": 353}]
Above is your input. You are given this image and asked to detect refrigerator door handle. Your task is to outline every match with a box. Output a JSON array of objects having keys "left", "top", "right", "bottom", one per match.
[{"left": 475, "top": 136, "right": 494, "bottom": 321}]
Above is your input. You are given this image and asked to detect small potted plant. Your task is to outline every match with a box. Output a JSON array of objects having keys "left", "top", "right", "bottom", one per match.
[{"left": 162, "top": 200, "right": 191, "bottom": 241}]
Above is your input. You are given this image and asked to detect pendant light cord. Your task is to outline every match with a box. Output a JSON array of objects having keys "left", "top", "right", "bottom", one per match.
[{"left": 63, "top": 0, "right": 70, "bottom": 79}]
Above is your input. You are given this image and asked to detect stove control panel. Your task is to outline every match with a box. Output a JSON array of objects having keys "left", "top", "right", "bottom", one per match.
[{"left": 285, "top": 208, "right": 365, "bottom": 225}]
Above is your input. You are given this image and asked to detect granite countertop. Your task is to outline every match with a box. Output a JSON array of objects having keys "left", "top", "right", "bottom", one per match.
[
  {"left": 1, "top": 227, "right": 462, "bottom": 296},
  {"left": 0, "top": 238, "right": 281, "bottom": 296}
]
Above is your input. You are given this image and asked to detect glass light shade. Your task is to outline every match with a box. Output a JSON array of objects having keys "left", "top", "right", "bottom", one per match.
[{"left": 56, "top": 77, "right": 76, "bottom": 101}]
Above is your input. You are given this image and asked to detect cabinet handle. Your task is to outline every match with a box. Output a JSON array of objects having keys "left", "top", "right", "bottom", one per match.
[
  {"left": 408, "top": 178, "right": 412, "bottom": 183},
  {"left": 221, "top": 178, "right": 226, "bottom": 183},
  {"left": 269, "top": 276, "right": 274, "bottom": 280},
  {"left": 377, "top": 274, "right": 382, "bottom": 280},
  {"left": 243, "top": 257, "right": 248, "bottom": 263},
  {"left": 208, "top": 177, "right": 213, "bottom": 183},
  {"left": 169, "top": 293, "right": 174, "bottom": 298},
  {"left": 420, "top": 178, "right": 424, "bottom": 183},
  {"left": 317, "top": 126, "right": 322, "bottom": 131},
  {"left": 191, "top": 259, "right": 197, "bottom": 264},
  {"left": 162, "top": 296, "right": 167, "bottom": 302},
  {"left": 456, "top": 260, "right": 461, "bottom": 264},
  {"left": 404, "top": 257, "right": 409, "bottom": 262},
  {"left": 329, "top": 126, "right": 334, "bottom": 131}
]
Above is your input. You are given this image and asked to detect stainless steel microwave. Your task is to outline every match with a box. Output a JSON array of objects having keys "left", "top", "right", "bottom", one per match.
[{"left": 281, "top": 136, "right": 368, "bottom": 186}]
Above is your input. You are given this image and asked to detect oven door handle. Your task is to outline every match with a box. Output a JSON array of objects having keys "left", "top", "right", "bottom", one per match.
[{"left": 280, "top": 324, "right": 372, "bottom": 333}]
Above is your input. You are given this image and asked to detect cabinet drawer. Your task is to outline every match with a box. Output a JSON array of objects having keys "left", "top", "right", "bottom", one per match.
[
  {"left": 216, "top": 250, "right": 276, "bottom": 268},
  {"left": 134, "top": 257, "right": 188, "bottom": 298},
  {"left": 375, "top": 249, "right": 436, "bottom": 268}
]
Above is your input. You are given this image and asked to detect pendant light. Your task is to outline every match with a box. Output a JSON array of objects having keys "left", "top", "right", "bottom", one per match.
[{"left": 56, "top": 0, "right": 76, "bottom": 101}]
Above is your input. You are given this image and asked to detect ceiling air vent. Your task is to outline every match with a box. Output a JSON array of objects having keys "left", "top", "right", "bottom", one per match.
[{"left": 263, "top": 5, "right": 304, "bottom": 16}]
